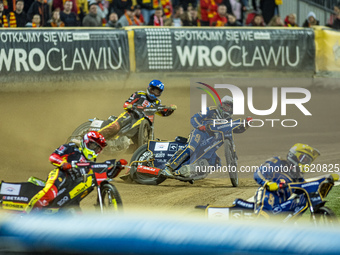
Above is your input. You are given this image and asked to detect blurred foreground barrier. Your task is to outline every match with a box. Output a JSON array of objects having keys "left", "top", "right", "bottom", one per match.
[
  {"left": 0, "top": 212, "right": 339, "bottom": 254},
  {"left": 315, "top": 26, "right": 340, "bottom": 77}
]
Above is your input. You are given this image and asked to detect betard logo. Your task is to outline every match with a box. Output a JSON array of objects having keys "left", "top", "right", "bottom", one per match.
[{"left": 197, "top": 82, "right": 311, "bottom": 128}]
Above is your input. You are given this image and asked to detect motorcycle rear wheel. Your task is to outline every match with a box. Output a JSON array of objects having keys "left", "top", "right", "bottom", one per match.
[
  {"left": 129, "top": 144, "right": 166, "bottom": 185},
  {"left": 314, "top": 206, "right": 338, "bottom": 226},
  {"left": 66, "top": 121, "right": 91, "bottom": 143},
  {"left": 224, "top": 139, "right": 238, "bottom": 187},
  {"left": 97, "top": 183, "right": 123, "bottom": 212}
]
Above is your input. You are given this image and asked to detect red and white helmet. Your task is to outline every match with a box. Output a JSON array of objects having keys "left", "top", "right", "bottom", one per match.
[
  {"left": 81, "top": 131, "right": 107, "bottom": 160},
  {"left": 219, "top": 95, "right": 233, "bottom": 118}
]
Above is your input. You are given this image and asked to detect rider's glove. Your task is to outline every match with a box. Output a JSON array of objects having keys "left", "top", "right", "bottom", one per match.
[
  {"left": 170, "top": 104, "right": 177, "bottom": 111},
  {"left": 198, "top": 125, "right": 206, "bottom": 132},
  {"left": 68, "top": 168, "right": 85, "bottom": 181},
  {"left": 265, "top": 181, "right": 279, "bottom": 191},
  {"left": 108, "top": 159, "right": 128, "bottom": 178},
  {"left": 245, "top": 117, "right": 253, "bottom": 128},
  {"left": 125, "top": 104, "right": 133, "bottom": 111},
  {"left": 61, "top": 162, "right": 72, "bottom": 171}
]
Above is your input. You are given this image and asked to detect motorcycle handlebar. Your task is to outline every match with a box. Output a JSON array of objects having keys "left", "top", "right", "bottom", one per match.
[{"left": 132, "top": 105, "right": 168, "bottom": 113}]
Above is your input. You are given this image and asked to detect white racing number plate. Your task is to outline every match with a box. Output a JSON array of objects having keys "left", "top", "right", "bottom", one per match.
[
  {"left": 90, "top": 120, "right": 104, "bottom": 128},
  {"left": 154, "top": 142, "right": 169, "bottom": 151},
  {"left": 0, "top": 183, "right": 21, "bottom": 196},
  {"left": 207, "top": 207, "right": 230, "bottom": 220}
]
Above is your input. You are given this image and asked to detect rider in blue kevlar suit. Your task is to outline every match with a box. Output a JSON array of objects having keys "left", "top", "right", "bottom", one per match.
[
  {"left": 161, "top": 96, "right": 251, "bottom": 179},
  {"left": 254, "top": 143, "right": 320, "bottom": 219}
]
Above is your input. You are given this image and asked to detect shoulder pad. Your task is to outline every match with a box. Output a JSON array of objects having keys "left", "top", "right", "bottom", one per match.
[
  {"left": 69, "top": 143, "right": 80, "bottom": 150},
  {"left": 137, "top": 91, "right": 147, "bottom": 95}
]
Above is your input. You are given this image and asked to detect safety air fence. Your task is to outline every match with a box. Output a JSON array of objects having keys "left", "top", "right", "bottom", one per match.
[
  {"left": 0, "top": 26, "right": 339, "bottom": 81},
  {"left": 0, "top": 213, "right": 340, "bottom": 254}
]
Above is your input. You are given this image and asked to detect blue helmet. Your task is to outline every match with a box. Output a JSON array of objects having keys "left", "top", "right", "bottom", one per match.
[{"left": 147, "top": 80, "right": 164, "bottom": 101}]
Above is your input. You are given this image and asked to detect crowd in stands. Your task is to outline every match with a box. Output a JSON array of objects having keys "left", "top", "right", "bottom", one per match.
[{"left": 0, "top": 0, "right": 339, "bottom": 29}]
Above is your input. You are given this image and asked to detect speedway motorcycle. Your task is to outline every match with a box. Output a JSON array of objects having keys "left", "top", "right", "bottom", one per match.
[
  {"left": 121, "top": 119, "right": 246, "bottom": 187},
  {"left": 196, "top": 174, "right": 339, "bottom": 226},
  {"left": 67, "top": 105, "right": 173, "bottom": 153},
  {"left": 0, "top": 159, "right": 126, "bottom": 214}
]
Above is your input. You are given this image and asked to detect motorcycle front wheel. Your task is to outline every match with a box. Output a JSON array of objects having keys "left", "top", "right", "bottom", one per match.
[
  {"left": 66, "top": 121, "right": 91, "bottom": 143},
  {"left": 97, "top": 183, "right": 123, "bottom": 212},
  {"left": 129, "top": 144, "right": 166, "bottom": 185},
  {"left": 314, "top": 206, "right": 338, "bottom": 226},
  {"left": 224, "top": 139, "right": 238, "bottom": 187},
  {"left": 137, "top": 119, "right": 152, "bottom": 148}
]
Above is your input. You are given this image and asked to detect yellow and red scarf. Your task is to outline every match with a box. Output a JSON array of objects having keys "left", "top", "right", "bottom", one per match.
[{"left": 161, "top": 0, "right": 172, "bottom": 18}]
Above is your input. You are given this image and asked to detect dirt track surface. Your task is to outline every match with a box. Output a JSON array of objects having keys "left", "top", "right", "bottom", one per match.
[{"left": 1, "top": 79, "right": 339, "bottom": 214}]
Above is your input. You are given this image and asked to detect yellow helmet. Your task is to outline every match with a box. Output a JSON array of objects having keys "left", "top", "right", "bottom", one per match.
[{"left": 287, "top": 143, "right": 320, "bottom": 172}]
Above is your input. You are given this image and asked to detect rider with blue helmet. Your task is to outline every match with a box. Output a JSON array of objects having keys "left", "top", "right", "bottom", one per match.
[
  {"left": 99, "top": 80, "right": 176, "bottom": 140},
  {"left": 147, "top": 80, "right": 164, "bottom": 101}
]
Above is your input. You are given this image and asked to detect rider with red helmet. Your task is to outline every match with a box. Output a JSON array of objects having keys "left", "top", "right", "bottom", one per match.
[
  {"left": 24, "top": 131, "right": 107, "bottom": 213},
  {"left": 99, "top": 80, "right": 177, "bottom": 140}
]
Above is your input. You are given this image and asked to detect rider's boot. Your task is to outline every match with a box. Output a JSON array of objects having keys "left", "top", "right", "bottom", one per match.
[
  {"left": 160, "top": 165, "right": 175, "bottom": 178},
  {"left": 99, "top": 121, "right": 121, "bottom": 140}
]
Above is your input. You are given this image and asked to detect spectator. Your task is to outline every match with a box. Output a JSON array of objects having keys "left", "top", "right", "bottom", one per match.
[
  {"left": 108, "top": 0, "right": 132, "bottom": 19},
  {"left": 200, "top": 0, "right": 219, "bottom": 26},
  {"left": 179, "top": 0, "right": 197, "bottom": 10},
  {"left": 239, "top": 0, "right": 250, "bottom": 25},
  {"left": 332, "top": 10, "right": 340, "bottom": 29},
  {"left": 47, "top": 10, "right": 65, "bottom": 27},
  {"left": 181, "top": 4, "right": 197, "bottom": 26},
  {"left": 228, "top": 0, "right": 243, "bottom": 23},
  {"left": 77, "top": 0, "right": 88, "bottom": 23},
  {"left": 210, "top": 4, "right": 227, "bottom": 26},
  {"left": 134, "top": 5, "right": 144, "bottom": 25},
  {"left": 27, "top": 0, "right": 50, "bottom": 26},
  {"left": 267, "top": 14, "right": 283, "bottom": 26},
  {"left": 106, "top": 11, "right": 118, "bottom": 27},
  {"left": 245, "top": 10, "right": 257, "bottom": 25},
  {"left": 226, "top": 13, "right": 242, "bottom": 26},
  {"left": 25, "top": 13, "right": 41, "bottom": 27},
  {"left": 249, "top": 13, "right": 265, "bottom": 26},
  {"left": 284, "top": 13, "right": 298, "bottom": 27},
  {"left": 165, "top": 5, "right": 183, "bottom": 26},
  {"left": 116, "top": 6, "right": 139, "bottom": 27},
  {"left": 7, "top": 0, "right": 28, "bottom": 27},
  {"left": 24, "top": 0, "right": 35, "bottom": 14},
  {"left": 60, "top": 1, "right": 79, "bottom": 26},
  {"left": 259, "top": 0, "right": 278, "bottom": 25},
  {"left": 82, "top": 2, "right": 102, "bottom": 26},
  {"left": 302, "top": 11, "right": 319, "bottom": 27},
  {"left": 0, "top": 1, "right": 6, "bottom": 26},
  {"left": 137, "top": 0, "right": 158, "bottom": 25},
  {"left": 95, "top": 0, "right": 109, "bottom": 25},
  {"left": 53, "top": 0, "right": 78, "bottom": 14},
  {"left": 189, "top": 5, "right": 199, "bottom": 26},
  {"left": 148, "top": 6, "right": 164, "bottom": 26},
  {"left": 327, "top": 3, "right": 340, "bottom": 27},
  {"left": 3, "top": 0, "right": 17, "bottom": 13}
]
